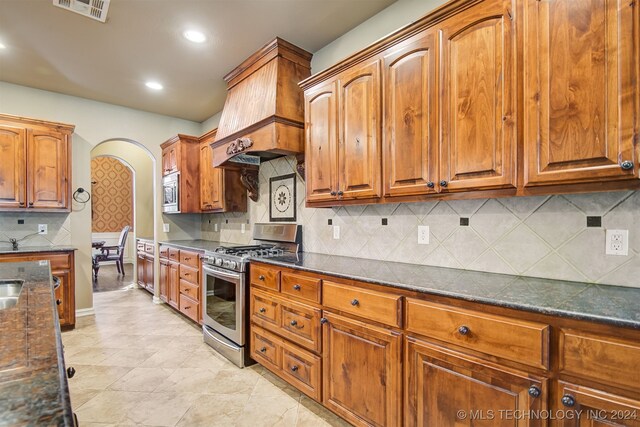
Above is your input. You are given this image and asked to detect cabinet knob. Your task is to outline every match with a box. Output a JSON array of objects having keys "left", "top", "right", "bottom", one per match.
[
  {"left": 258, "top": 275, "right": 265, "bottom": 281},
  {"left": 337, "top": 190, "right": 344, "bottom": 196},
  {"left": 19, "top": 202, "right": 25, "bottom": 207},
  {"left": 293, "top": 284, "right": 301, "bottom": 291},
  {"left": 290, "top": 365, "right": 299, "bottom": 372},
  {"left": 528, "top": 386, "right": 541, "bottom": 398},
  {"left": 458, "top": 325, "right": 470, "bottom": 335},
  {"left": 561, "top": 395, "right": 576, "bottom": 407},
  {"left": 621, "top": 160, "right": 634, "bottom": 170},
  {"left": 28, "top": 202, "right": 34, "bottom": 207},
  {"left": 290, "top": 320, "right": 298, "bottom": 326},
  {"left": 439, "top": 180, "right": 448, "bottom": 187},
  {"left": 330, "top": 191, "right": 337, "bottom": 196},
  {"left": 426, "top": 182, "right": 435, "bottom": 188},
  {"left": 259, "top": 307, "right": 266, "bottom": 313},
  {"left": 56, "top": 299, "right": 62, "bottom": 306},
  {"left": 320, "top": 317, "right": 328, "bottom": 324},
  {"left": 259, "top": 347, "right": 267, "bottom": 353},
  {"left": 67, "top": 367, "right": 76, "bottom": 378},
  {"left": 351, "top": 299, "right": 359, "bottom": 306}
]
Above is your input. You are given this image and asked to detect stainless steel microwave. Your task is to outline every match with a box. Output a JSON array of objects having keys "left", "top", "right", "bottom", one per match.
[{"left": 162, "top": 172, "right": 179, "bottom": 213}]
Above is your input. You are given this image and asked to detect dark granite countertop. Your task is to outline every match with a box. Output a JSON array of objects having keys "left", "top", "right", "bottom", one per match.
[
  {"left": 252, "top": 252, "right": 640, "bottom": 330},
  {"left": 0, "top": 246, "right": 77, "bottom": 255},
  {"left": 0, "top": 261, "right": 74, "bottom": 426},
  {"left": 158, "top": 239, "right": 223, "bottom": 253}
]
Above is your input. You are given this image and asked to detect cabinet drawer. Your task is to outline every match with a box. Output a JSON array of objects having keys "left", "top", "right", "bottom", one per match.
[
  {"left": 250, "top": 264, "right": 281, "bottom": 292},
  {"left": 281, "top": 272, "right": 321, "bottom": 304},
  {"left": 46, "top": 253, "right": 71, "bottom": 270},
  {"left": 251, "top": 325, "right": 282, "bottom": 371},
  {"left": 406, "top": 299, "right": 549, "bottom": 369},
  {"left": 0, "top": 253, "right": 71, "bottom": 270},
  {"left": 179, "top": 250, "right": 199, "bottom": 268},
  {"left": 179, "top": 293, "right": 199, "bottom": 323},
  {"left": 144, "top": 243, "right": 154, "bottom": 255},
  {"left": 136, "top": 242, "right": 145, "bottom": 252},
  {"left": 159, "top": 245, "right": 169, "bottom": 259},
  {"left": 179, "top": 265, "right": 199, "bottom": 284},
  {"left": 179, "top": 279, "right": 199, "bottom": 301},
  {"left": 323, "top": 281, "right": 401, "bottom": 328},
  {"left": 251, "top": 290, "right": 280, "bottom": 329},
  {"left": 560, "top": 330, "right": 640, "bottom": 392},
  {"left": 280, "top": 300, "right": 322, "bottom": 353},
  {"left": 281, "top": 341, "right": 321, "bottom": 401},
  {"left": 168, "top": 247, "right": 180, "bottom": 262}
]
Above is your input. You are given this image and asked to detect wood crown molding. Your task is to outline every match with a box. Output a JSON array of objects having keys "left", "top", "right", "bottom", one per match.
[
  {"left": 160, "top": 133, "right": 199, "bottom": 149},
  {"left": 0, "top": 113, "right": 75, "bottom": 133},
  {"left": 210, "top": 115, "right": 304, "bottom": 149}
]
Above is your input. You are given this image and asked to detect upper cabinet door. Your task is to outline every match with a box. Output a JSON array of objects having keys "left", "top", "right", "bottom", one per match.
[
  {"left": 199, "top": 142, "right": 223, "bottom": 211},
  {"left": 439, "top": 0, "right": 517, "bottom": 192},
  {"left": 524, "top": 0, "right": 638, "bottom": 185},
  {"left": 338, "top": 60, "right": 382, "bottom": 200},
  {"left": 383, "top": 32, "right": 438, "bottom": 197},
  {"left": 162, "top": 143, "right": 178, "bottom": 176},
  {"left": 27, "top": 129, "right": 68, "bottom": 209},
  {"left": 0, "top": 125, "right": 26, "bottom": 209},
  {"left": 305, "top": 80, "right": 339, "bottom": 203}
]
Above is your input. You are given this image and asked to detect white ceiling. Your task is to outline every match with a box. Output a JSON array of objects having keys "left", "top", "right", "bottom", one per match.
[{"left": 0, "top": 0, "right": 396, "bottom": 122}]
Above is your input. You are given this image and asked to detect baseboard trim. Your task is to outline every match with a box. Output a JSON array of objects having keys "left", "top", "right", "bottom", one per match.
[
  {"left": 76, "top": 307, "right": 95, "bottom": 317},
  {"left": 152, "top": 296, "right": 163, "bottom": 304}
]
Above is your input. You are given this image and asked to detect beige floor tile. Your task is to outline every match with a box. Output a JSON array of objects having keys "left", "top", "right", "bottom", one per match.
[
  {"left": 97, "top": 348, "right": 158, "bottom": 367},
  {"left": 206, "top": 367, "right": 261, "bottom": 395},
  {"left": 69, "top": 388, "right": 101, "bottom": 410},
  {"left": 68, "top": 365, "right": 133, "bottom": 391},
  {"left": 140, "top": 347, "right": 192, "bottom": 368},
  {"left": 75, "top": 390, "right": 140, "bottom": 424},
  {"left": 108, "top": 367, "right": 175, "bottom": 392},
  {"left": 155, "top": 368, "right": 219, "bottom": 393},
  {"left": 236, "top": 393, "right": 300, "bottom": 427},
  {"left": 64, "top": 347, "right": 122, "bottom": 365},
  {"left": 176, "top": 393, "right": 250, "bottom": 427},
  {"left": 297, "top": 397, "right": 351, "bottom": 427},
  {"left": 123, "top": 392, "right": 200, "bottom": 426}
]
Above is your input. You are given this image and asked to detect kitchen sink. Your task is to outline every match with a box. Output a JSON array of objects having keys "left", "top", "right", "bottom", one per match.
[{"left": 0, "top": 280, "right": 24, "bottom": 310}]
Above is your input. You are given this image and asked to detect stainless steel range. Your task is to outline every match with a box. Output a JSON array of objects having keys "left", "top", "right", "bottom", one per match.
[{"left": 201, "top": 223, "right": 301, "bottom": 367}]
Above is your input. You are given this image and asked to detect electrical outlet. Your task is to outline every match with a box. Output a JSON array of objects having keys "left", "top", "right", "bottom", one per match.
[
  {"left": 605, "top": 229, "right": 629, "bottom": 256},
  {"left": 241, "top": 223, "right": 246, "bottom": 234},
  {"left": 333, "top": 225, "right": 340, "bottom": 240},
  {"left": 38, "top": 224, "right": 47, "bottom": 235},
  {"left": 163, "top": 223, "right": 170, "bottom": 233},
  {"left": 214, "top": 223, "right": 219, "bottom": 232},
  {"left": 418, "top": 226, "right": 430, "bottom": 245}
]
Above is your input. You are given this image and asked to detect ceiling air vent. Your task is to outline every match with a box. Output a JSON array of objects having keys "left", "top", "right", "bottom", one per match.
[{"left": 53, "top": 0, "right": 110, "bottom": 23}]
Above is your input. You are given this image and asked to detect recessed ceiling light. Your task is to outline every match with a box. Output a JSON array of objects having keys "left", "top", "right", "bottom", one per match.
[
  {"left": 0, "top": 43, "right": 6, "bottom": 49},
  {"left": 183, "top": 30, "right": 206, "bottom": 43},
  {"left": 145, "top": 81, "right": 163, "bottom": 90}
]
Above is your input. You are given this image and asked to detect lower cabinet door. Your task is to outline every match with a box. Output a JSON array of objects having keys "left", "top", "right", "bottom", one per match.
[
  {"left": 159, "top": 259, "right": 168, "bottom": 302},
  {"left": 405, "top": 336, "right": 547, "bottom": 427},
  {"left": 322, "top": 311, "right": 402, "bottom": 427},
  {"left": 557, "top": 382, "right": 640, "bottom": 427},
  {"left": 168, "top": 262, "right": 179, "bottom": 309},
  {"left": 53, "top": 269, "right": 72, "bottom": 327},
  {"left": 136, "top": 254, "right": 145, "bottom": 287},
  {"left": 144, "top": 256, "right": 154, "bottom": 291}
]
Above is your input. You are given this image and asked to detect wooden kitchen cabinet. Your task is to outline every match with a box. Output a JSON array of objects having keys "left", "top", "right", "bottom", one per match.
[
  {"left": 0, "top": 251, "right": 76, "bottom": 328},
  {"left": 405, "top": 337, "right": 547, "bottom": 427},
  {"left": 136, "top": 239, "right": 154, "bottom": 293},
  {"left": 198, "top": 129, "right": 247, "bottom": 213},
  {"left": 0, "top": 114, "right": 73, "bottom": 211},
  {"left": 322, "top": 311, "right": 402, "bottom": 427},
  {"left": 438, "top": 0, "right": 517, "bottom": 192},
  {"left": 160, "top": 134, "right": 200, "bottom": 213},
  {"left": 382, "top": 30, "right": 438, "bottom": 197},
  {"left": 159, "top": 259, "right": 168, "bottom": 302},
  {"left": 523, "top": 0, "right": 639, "bottom": 186},
  {"left": 161, "top": 142, "right": 178, "bottom": 176},
  {"left": 158, "top": 244, "right": 200, "bottom": 321}
]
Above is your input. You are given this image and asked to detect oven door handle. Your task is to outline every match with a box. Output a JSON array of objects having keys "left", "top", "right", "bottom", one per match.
[{"left": 203, "top": 265, "right": 242, "bottom": 280}]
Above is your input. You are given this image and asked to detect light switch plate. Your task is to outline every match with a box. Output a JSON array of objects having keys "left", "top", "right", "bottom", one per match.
[
  {"left": 214, "top": 223, "right": 219, "bottom": 232},
  {"left": 418, "top": 226, "right": 429, "bottom": 245},
  {"left": 163, "top": 223, "right": 170, "bottom": 233},
  {"left": 38, "top": 224, "right": 47, "bottom": 235},
  {"left": 241, "top": 223, "right": 246, "bottom": 234},
  {"left": 333, "top": 225, "right": 340, "bottom": 240}
]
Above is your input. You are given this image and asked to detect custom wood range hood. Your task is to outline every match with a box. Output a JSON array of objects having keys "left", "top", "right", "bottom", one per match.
[{"left": 210, "top": 37, "right": 312, "bottom": 199}]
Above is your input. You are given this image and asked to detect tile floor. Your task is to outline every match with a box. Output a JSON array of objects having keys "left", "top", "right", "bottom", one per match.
[
  {"left": 92, "top": 263, "right": 134, "bottom": 293},
  {"left": 62, "top": 288, "right": 349, "bottom": 426}
]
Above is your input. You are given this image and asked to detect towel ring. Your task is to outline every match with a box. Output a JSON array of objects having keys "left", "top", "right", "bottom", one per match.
[{"left": 73, "top": 187, "right": 91, "bottom": 204}]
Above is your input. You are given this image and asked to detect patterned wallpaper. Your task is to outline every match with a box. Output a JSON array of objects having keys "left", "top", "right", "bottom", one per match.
[
  {"left": 203, "top": 157, "right": 640, "bottom": 289},
  {"left": 91, "top": 157, "right": 133, "bottom": 233}
]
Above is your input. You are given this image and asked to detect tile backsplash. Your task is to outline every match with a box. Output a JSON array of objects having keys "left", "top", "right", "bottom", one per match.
[
  {"left": 0, "top": 213, "right": 72, "bottom": 249},
  {"left": 202, "top": 157, "right": 639, "bottom": 288}
]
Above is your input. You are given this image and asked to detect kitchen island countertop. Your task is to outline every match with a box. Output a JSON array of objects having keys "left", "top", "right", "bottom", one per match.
[{"left": 0, "top": 245, "right": 77, "bottom": 255}]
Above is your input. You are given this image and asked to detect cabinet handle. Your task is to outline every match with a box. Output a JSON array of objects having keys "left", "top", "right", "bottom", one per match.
[
  {"left": 259, "top": 347, "right": 267, "bottom": 353},
  {"left": 293, "top": 284, "right": 301, "bottom": 291},
  {"left": 528, "top": 386, "right": 541, "bottom": 398},
  {"left": 337, "top": 190, "right": 344, "bottom": 196},
  {"left": 561, "top": 395, "right": 576, "bottom": 407},
  {"left": 290, "top": 365, "right": 299, "bottom": 372},
  {"left": 439, "top": 180, "right": 448, "bottom": 187},
  {"left": 351, "top": 299, "right": 359, "bottom": 306},
  {"left": 320, "top": 317, "right": 328, "bottom": 324},
  {"left": 259, "top": 307, "right": 266, "bottom": 313},
  {"left": 458, "top": 325, "right": 470, "bottom": 335},
  {"left": 56, "top": 299, "right": 62, "bottom": 306},
  {"left": 184, "top": 306, "right": 191, "bottom": 310},
  {"left": 184, "top": 257, "right": 191, "bottom": 261},
  {"left": 330, "top": 191, "right": 337, "bottom": 196},
  {"left": 258, "top": 275, "right": 265, "bottom": 281},
  {"left": 67, "top": 367, "right": 76, "bottom": 378},
  {"left": 621, "top": 160, "right": 634, "bottom": 170},
  {"left": 426, "top": 182, "right": 435, "bottom": 188},
  {"left": 290, "top": 320, "right": 298, "bottom": 326}
]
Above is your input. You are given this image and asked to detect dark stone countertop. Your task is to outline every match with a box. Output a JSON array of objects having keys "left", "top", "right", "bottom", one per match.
[
  {"left": 252, "top": 252, "right": 640, "bottom": 330},
  {"left": 0, "top": 261, "right": 74, "bottom": 426},
  {"left": 158, "top": 239, "right": 223, "bottom": 253},
  {"left": 0, "top": 246, "right": 77, "bottom": 255}
]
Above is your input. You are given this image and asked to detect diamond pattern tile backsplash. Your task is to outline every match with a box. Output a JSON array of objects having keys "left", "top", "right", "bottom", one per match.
[
  {"left": 0, "top": 213, "right": 72, "bottom": 249},
  {"left": 202, "top": 157, "right": 640, "bottom": 288}
]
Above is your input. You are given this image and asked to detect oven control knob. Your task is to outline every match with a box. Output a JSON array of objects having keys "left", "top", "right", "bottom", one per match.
[
  {"left": 215, "top": 258, "right": 223, "bottom": 266},
  {"left": 228, "top": 261, "right": 237, "bottom": 270},
  {"left": 223, "top": 260, "right": 231, "bottom": 268}
]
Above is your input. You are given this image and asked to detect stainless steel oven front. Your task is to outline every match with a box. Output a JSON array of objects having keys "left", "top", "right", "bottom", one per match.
[
  {"left": 162, "top": 172, "right": 179, "bottom": 213},
  {"left": 201, "top": 264, "right": 249, "bottom": 367}
]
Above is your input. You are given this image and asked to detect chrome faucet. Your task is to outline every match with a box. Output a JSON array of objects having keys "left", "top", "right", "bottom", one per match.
[{"left": 9, "top": 239, "right": 18, "bottom": 251}]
